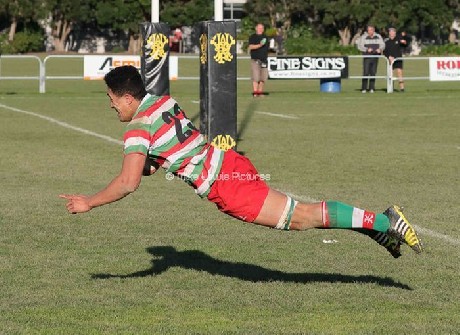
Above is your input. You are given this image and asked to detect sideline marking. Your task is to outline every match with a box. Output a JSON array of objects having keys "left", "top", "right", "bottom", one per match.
[
  {"left": 257, "top": 111, "right": 443, "bottom": 118},
  {"left": 1, "top": 102, "right": 458, "bottom": 247},
  {"left": 0, "top": 103, "right": 123, "bottom": 145},
  {"left": 413, "top": 225, "right": 460, "bottom": 246},
  {"left": 256, "top": 111, "right": 299, "bottom": 119}
]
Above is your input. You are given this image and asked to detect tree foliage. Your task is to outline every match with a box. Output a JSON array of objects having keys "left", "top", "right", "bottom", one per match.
[
  {"left": 45, "top": 0, "right": 98, "bottom": 51},
  {"left": 247, "top": 0, "right": 459, "bottom": 46},
  {"left": 160, "top": 0, "right": 213, "bottom": 27},
  {"left": 0, "top": 0, "right": 46, "bottom": 41},
  {"left": 311, "top": 0, "right": 375, "bottom": 45},
  {"left": 244, "top": 0, "right": 311, "bottom": 31},
  {"left": 96, "top": 0, "right": 150, "bottom": 54},
  {"left": 0, "top": 0, "right": 458, "bottom": 53}
]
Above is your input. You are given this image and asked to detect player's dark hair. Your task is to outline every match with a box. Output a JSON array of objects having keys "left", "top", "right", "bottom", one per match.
[{"left": 104, "top": 65, "right": 147, "bottom": 100}]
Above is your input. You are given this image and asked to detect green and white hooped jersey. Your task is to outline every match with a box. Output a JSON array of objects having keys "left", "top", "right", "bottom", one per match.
[{"left": 123, "top": 94, "right": 224, "bottom": 197}]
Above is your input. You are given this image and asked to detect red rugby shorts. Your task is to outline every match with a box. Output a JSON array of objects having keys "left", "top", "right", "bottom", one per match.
[{"left": 207, "top": 149, "right": 269, "bottom": 222}]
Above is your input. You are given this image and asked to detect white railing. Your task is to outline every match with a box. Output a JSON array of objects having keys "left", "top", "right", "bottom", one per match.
[
  {"left": 0, "top": 54, "right": 451, "bottom": 94},
  {"left": 387, "top": 56, "right": 430, "bottom": 93},
  {"left": 43, "top": 55, "right": 85, "bottom": 93},
  {"left": 0, "top": 54, "right": 251, "bottom": 93},
  {"left": 348, "top": 55, "right": 392, "bottom": 93},
  {"left": 0, "top": 55, "right": 44, "bottom": 92}
]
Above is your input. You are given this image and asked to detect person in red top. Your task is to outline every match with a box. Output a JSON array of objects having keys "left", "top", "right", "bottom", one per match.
[{"left": 60, "top": 66, "right": 423, "bottom": 259}]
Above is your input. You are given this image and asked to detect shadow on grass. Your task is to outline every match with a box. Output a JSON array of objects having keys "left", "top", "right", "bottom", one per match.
[
  {"left": 184, "top": 100, "right": 257, "bottom": 156},
  {"left": 237, "top": 99, "right": 258, "bottom": 142},
  {"left": 91, "top": 246, "right": 412, "bottom": 290}
]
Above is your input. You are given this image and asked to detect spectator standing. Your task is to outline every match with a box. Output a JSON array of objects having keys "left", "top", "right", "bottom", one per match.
[
  {"left": 357, "top": 25, "right": 385, "bottom": 93},
  {"left": 248, "top": 23, "right": 269, "bottom": 97},
  {"left": 384, "top": 27, "right": 407, "bottom": 92}
]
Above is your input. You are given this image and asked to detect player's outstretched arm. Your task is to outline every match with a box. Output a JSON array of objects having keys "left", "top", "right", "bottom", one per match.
[{"left": 59, "top": 153, "right": 145, "bottom": 214}]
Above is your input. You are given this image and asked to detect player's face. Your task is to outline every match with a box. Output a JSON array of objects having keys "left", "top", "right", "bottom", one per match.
[
  {"left": 389, "top": 29, "right": 396, "bottom": 39},
  {"left": 106, "top": 89, "right": 134, "bottom": 122}
]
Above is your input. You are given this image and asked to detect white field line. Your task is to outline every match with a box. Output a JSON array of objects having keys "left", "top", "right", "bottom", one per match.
[
  {"left": 256, "top": 111, "right": 299, "bottom": 119},
  {"left": 413, "top": 225, "right": 460, "bottom": 246},
  {"left": 257, "top": 112, "right": 441, "bottom": 117},
  {"left": 1, "top": 102, "right": 458, "bottom": 247},
  {"left": 342, "top": 95, "right": 460, "bottom": 100},
  {"left": 302, "top": 113, "right": 439, "bottom": 117},
  {"left": 0, "top": 103, "right": 123, "bottom": 146}
]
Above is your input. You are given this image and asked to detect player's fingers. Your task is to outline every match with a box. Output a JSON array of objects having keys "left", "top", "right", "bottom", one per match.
[
  {"left": 67, "top": 206, "right": 78, "bottom": 215},
  {"left": 59, "top": 194, "right": 73, "bottom": 199}
]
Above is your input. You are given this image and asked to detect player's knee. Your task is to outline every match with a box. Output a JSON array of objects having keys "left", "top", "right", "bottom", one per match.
[{"left": 274, "top": 196, "right": 297, "bottom": 231}]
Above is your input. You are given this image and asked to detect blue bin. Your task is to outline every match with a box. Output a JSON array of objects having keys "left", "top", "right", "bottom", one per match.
[{"left": 320, "top": 78, "right": 341, "bottom": 93}]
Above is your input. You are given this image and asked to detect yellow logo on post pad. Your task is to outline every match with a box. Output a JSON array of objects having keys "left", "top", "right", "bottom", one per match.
[
  {"left": 211, "top": 134, "right": 236, "bottom": 151},
  {"left": 199, "top": 34, "right": 208, "bottom": 64},
  {"left": 210, "top": 33, "right": 235, "bottom": 64},
  {"left": 147, "top": 33, "right": 168, "bottom": 60}
]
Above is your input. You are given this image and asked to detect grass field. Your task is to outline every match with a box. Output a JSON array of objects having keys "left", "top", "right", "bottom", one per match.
[{"left": 1, "top": 56, "right": 459, "bottom": 334}]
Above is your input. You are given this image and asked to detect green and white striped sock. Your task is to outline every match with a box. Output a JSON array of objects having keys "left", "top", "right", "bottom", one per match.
[{"left": 322, "top": 201, "right": 390, "bottom": 233}]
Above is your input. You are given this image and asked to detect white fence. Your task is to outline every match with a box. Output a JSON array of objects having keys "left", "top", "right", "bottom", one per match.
[
  {"left": 0, "top": 55, "right": 44, "bottom": 92},
  {"left": 385, "top": 56, "right": 432, "bottom": 93},
  {"left": 0, "top": 54, "right": 454, "bottom": 93}
]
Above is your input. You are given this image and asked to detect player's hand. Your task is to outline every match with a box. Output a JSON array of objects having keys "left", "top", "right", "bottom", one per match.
[
  {"left": 260, "top": 38, "right": 266, "bottom": 46},
  {"left": 59, "top": 194, "right": 92, "bottom": 214}
]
